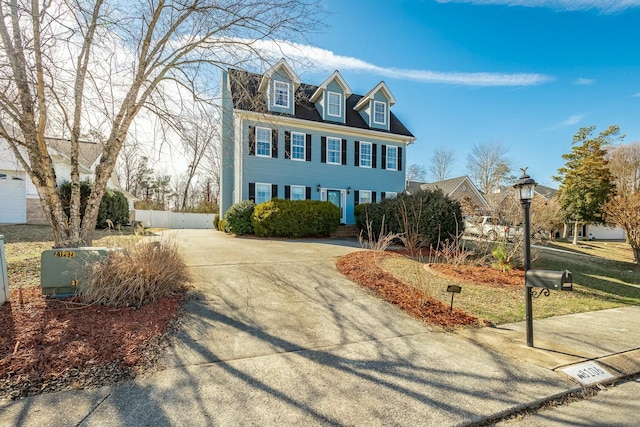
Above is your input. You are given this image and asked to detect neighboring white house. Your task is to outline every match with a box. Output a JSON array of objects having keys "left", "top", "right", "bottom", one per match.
[{"left": 0, "top": 137, "right": 135, "bottom": 224}]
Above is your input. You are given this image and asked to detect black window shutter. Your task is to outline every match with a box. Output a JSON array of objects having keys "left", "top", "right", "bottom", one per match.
[
  {"left": 381, "top": 192, "right": 386, "bottom": 201},
  {"left": 354, "top": 141, "right": 360, "bottom": 167},
  {"left": 398, "top": 147, "right": 403, "bottom": 171},
  {"left": 341, "top": 139, "right": 347, "bottom": 165},
  {"left": 381, "top": 145, "right": 387, "bottom": 170},
  {"left": 354, "top": 190, "right": 360, "bottom": 206},
  {"left": 284, "top": 185, "right": 291, "bottom": 200},
  {"left": 272, "top": 129, "right": 278, "bottom": 158},
  {"left": 271, "top": 184, "right": 278, "bottom": 199},
  {"left": 249, "top": 183, "right": 255, "bottom": 202},
  {"left": 372, "top": 144, "right": 377, "bottom": 168},
  {"left": 305, "top": 186, "right": 311, "bottom": 200},
  {"left": 248, "top": 126, "right": 255, "bottom": 156},
  {"left": 285, "top": 131, "right": 291, "bottom": 160},
  {"left": 305, "top": 134, "right": 312, "bottom": 162},
  {"left": 321, "top": 136, "right": 327, "bottom": 163},
  {"left": 372, "top": 191, "right": 377, "bottom": 203}
]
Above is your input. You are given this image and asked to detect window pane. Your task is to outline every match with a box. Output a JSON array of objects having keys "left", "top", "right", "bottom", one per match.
[
  {"left": 292, "top": 133, "right": 305, "bottom": 160},
  {"left": 274, "top": 81, "right": 289, "bottom": 107},
  {"left": 256, "top": 128, "right": 271, "bottom": 157},
  {"left": 256, "top": 183, "right": 271, "bottom": 204},
  {"left": 386, "top": 146, "right": 397, "bottom": 170},
  {"left": 359, "top": 190, "right": 372, "bottom": 204},
  {"left": 374, "top": 101, "right": 386, "bottom": 124},
  {"left": 328, "top": 137, "right": 341, "bottom": 164},
  {"left": 328, "top": 92, "right": 341, "bottom": 116},
  {"left": 360, "top": 142, "right": 371, "bottom": 167},
  {"left": 291, "top": 186, "right": 305, "bottom": 200}
]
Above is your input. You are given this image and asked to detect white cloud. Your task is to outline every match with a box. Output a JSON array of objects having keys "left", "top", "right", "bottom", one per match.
[
  {"left": 573, "top": 78, "right": 595, "bottom": 85},
  {"left": 435, "top": 0, "right": 640, "bottom": 13},
  {"left": 243, "top": 39, "right": 554, "bottom": 87},
  {"left": 634, "top": 93, "right": 640, "bottom": 97},
  {"left": 545, "top": 114, "right": 585, "bottom": 130}
]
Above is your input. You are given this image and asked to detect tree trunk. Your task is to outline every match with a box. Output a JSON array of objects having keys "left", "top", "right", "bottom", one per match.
[
  {"left": 633, "top": 246, "right": 640, "bottom": 265},
  {"left": 572, "top": 222, "right": 580, "bottom": 245},
  {"left": 562, "top": 223, "right": 568, "bottom": 239}
]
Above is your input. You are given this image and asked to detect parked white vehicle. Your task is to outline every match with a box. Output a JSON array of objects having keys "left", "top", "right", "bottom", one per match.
[{"left": 463, "top": 216, "right": 519, "bottom": 241}]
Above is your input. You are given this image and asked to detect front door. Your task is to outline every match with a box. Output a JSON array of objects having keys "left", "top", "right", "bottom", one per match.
[{"left": 325, "top": 189, "right": 346, "bottom": 224}]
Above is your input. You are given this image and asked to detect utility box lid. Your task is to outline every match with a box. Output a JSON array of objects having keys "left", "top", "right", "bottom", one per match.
[{"left": 41, "top": 247, "right": 109, "bottom": 296}]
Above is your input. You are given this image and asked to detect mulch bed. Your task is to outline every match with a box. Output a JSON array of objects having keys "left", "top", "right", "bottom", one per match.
[
  {"left": 427, "top": 263, "right": 524, "bottom": 289},
  {"left": 0, "top": 287, "right": 183, "bottom": 401},
  {"left": 336, "top": 251, "right": 490, "bottom": 328}
]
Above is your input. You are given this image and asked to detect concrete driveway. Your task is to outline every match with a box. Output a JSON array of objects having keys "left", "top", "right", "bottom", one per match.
[{"left": 0, "top": 230, "right": 582, "bottom": 426}]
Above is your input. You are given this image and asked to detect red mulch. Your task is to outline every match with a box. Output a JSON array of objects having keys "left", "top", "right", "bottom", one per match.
[
  {"left": 336, "top": 251, "right": 490, "bottom": 328},
  {"left": 0, "top": 287, "right": 183, "bottom": 401},
  {"left": 427, "top": 263, "right": 524, "bottom": 289}
]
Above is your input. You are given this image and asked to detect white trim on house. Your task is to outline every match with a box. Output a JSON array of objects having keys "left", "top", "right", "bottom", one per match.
[
  {"left": 290, "top": 185, "right": 306, "bottom": 200},
  {"left": 359, "top": 141, "right": 372, "bottom": 168},
  {"left": 273, "top": 81, "right": 290, "bottom": 109},
  {"left": 386, "top": 145, "right": 398, "bottom": 171},
  {"left": 255, "top": 126, "right": 272, "bottom": 157},
  {"left": 255, "top": 182, "right": 272, "bottom": 205},
  {"left": 354, "top": 81, "right": 397, "bottom": 111},
  {"left": 258, "top": 58, "right": 301, "bottom": 92},
  {"left": 373, "top": 100, "right": 387, "bottom": 126},
  {"left": 327, "top": 137, "right": 342, "bottom": 165},
  {"left": 327, "top": 91, "right": 342, "bottom": 117},
  {"left": 309, "top": 70, "right": 352, "bottom": 103},
  {"left": 291, "top": 131, "right": 306, "bottom": 161},
  {"left": 359, "top": 190, "right": 372, "bottom": 204}
]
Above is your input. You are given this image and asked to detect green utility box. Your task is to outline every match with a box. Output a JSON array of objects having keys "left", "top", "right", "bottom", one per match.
[
  {"left": 0, "top": 235, "right": 8, "bottom": 305},
  {"left": 41, "top": 247, "right": 109, "bottom": 296}
]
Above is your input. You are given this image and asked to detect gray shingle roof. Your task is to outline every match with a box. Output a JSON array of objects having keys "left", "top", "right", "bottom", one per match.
[{"left": 228, "top": 69, "right": 414, "bottom": 138}]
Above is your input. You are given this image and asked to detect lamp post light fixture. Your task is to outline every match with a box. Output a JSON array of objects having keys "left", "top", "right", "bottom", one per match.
[
  {"left": 317, "top": 184, "right": 321, "bottom": 193},
  {"left": 514, "top": 168, "right": 537, "bottom": 347}
]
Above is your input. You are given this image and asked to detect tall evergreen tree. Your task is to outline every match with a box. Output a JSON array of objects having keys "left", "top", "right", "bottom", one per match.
[{"left": 554, "top": 125, "right": 619, "bottom": 244}]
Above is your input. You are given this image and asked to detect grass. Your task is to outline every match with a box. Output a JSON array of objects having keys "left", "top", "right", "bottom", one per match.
[
  {"left": 0, "top": 224, "right": 154, "bottom": 290},
  {"left": 380, "top": 241, "right": 640, "bottom": 325}
]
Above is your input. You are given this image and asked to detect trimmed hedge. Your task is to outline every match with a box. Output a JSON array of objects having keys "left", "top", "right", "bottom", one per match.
[
  {"left": 223, "top": 200, "right": 255, "bottom": 235},
  {"left": 252, "top": 199, "right": 340, "bottom": 238},
  {"left": 355, "top": 189, "right": 463, "bottom": 247}
]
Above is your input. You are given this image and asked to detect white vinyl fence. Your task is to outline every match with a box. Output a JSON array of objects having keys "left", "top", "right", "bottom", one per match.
[{"left": 133, "top": 210, "right": 215, "bottom": 229}]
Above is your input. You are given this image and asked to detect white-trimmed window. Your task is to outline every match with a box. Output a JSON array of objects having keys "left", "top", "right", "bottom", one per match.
[
  {"left": 256, "top": 183, "right": 271, "bottom": 205},
  {"left": 291, "top": 132, "right": 305, "bottom": 161},
  {"left": 385, "top": 192, "right": 397, "bottom": 199},
  {"left": 274, "top": 81, "right": 290, "bottom": 108},
  {"left": 386, "top": 145, "right": 398, "bottom": 170},
  {"left": 327, "top": 92, "right": 342, "bottom": 117},
  {"left": 359, "top": 190, "right": 372, "bottom": 205},
  {"left": 327, "top": 137, "right": 341, "bottom": 165},
  {"left": 291, "top": 185, "right": 306, "bottom": 201},
  {"left": 373, "top": 100, "right": 387, "bottom": 125},
  {"left": 256, "top": 127, "right": 271, "bottom": 157},
  {"left": 360, "top": 142, "right": 372, "bottom": 168}
]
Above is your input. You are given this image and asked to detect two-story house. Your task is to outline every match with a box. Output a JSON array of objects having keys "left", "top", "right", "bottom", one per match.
[{"left": 220, "top": 59, "right": 415, "bottom": 224}]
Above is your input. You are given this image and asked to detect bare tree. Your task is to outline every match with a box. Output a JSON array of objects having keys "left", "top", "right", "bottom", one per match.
[
  {"left": 178, "top": 110, "right": 218, "bottom": 210},
  {"left": 406, "top": 163, "right": 427, "bottom": 182},
  {"left": 466, "top": 140, "right": 512, "bottom": 195},
  {"left": 429, "top": 147, "right": 455, "bottom": 182},
  {"left": 607, "top": 142, "right": 640, "bottom": 196},
  {"left": 0, "top": 0, "right": 321, "bottom": 247}
]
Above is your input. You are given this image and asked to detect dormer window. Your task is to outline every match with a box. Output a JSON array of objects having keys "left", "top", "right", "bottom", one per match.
[
  {"left": 327, "top": 91, "right": 342, "bottom": 117},
  {"left": 373, "top": 101, "right": 387, "bottom": 125},
  {"left": 274, "top": 81, "right": 290, "bottom": 108}
]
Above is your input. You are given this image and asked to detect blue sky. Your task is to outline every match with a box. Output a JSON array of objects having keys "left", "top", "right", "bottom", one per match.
[{"left": 285, "top": 0, "right": 640, "bottom": 187}]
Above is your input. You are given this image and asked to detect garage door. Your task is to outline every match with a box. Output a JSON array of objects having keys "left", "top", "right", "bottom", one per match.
[{"left": 0, "top": 170, "right": 26, "bottom": 223}]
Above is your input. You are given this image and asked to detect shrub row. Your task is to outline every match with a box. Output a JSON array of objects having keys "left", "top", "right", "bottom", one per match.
[
  {"left": 355, "top": 189, "right": 463, "bottom": 248},
  {"left": 221, "top": 199, "right": 340, "bottom": 237},
  {"left": 59, "top": 180, "right": 130, "bottom": 229}
]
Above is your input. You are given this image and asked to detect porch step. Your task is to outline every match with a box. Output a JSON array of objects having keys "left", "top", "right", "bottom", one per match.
[{"left": 331, "top": 225, "right": 360, "bottom": 239}]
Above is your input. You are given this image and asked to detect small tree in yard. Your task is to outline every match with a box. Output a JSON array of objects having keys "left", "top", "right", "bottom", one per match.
[
  {"left": 554, "top": 125, "right": 619, "bottom": 245},
  {"left": 604, "top": 194, "right": 640, "bottom": 264}
]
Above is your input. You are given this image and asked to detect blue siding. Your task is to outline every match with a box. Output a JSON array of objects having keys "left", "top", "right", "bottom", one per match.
[
  {"left": 240, "top": 120, "right": 405, "bottom": 224},
  {"left": 267, "top": 70, "right": 295, "bottom": 115}
]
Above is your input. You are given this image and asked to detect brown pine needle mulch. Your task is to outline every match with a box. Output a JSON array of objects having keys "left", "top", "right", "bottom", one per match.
[
  {"left": 336, "top": 251, "right": 490, "bottom": 328},
  {"left": 0, "top": 287, "right": 183, "bottom": 401},
  {"left": 427, "top": 263, "right": 524, "bottom": 289}
]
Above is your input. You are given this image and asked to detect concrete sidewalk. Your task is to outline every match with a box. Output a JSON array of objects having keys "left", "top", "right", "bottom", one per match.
[{"left": 1, "top": 230, "right": 639, "bottom": 426}]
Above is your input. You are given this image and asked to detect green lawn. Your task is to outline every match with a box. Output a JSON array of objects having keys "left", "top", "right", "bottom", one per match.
[{"left": 381, "top": 241, "right": 640, "bottom": 325}]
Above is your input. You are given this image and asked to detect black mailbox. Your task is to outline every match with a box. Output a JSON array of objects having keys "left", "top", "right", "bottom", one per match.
[{"left": 525, "top": 269, "right": 572, "bottom": 291}]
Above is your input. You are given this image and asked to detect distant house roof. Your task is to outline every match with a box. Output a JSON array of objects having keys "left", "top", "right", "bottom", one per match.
[
  {"left": 535, "top": 185, "right": 558, "bottom": 199},
  {"left": 46, "top": 137, "right": 103, "bottom": 170},
  {"left": 408, "top": 176, "right": 489, "bottom": 209},
  {"left": 228, "top": 69, "right": 414, "bottom": 138}
]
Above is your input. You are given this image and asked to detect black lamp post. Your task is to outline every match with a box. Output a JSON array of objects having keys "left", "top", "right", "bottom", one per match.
[{"left": 513, "top": 169, "right": 538, "bottom": 347}]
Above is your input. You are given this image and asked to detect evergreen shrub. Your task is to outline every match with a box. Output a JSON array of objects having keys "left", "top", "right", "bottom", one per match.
[
  {"left": 223, "top": 200, "right": 255, "bottom": 235},
  {"left": 252, "top": 199, "right": 340, "bottom": 238}
]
